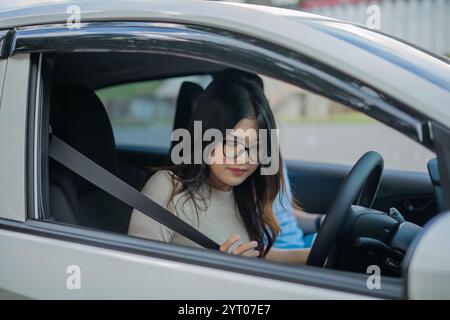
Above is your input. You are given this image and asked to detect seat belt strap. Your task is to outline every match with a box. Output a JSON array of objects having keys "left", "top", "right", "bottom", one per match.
[{"left": 49, "top": 135, "right": 220, "bottom": 250}]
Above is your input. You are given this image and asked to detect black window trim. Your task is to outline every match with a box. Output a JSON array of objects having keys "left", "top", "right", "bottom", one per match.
[{"left": 11, "top": 20, "right": 435, "bottom": 299}]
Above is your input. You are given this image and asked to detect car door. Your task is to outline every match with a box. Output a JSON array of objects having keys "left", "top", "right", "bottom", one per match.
[{"left": 0, "top": 21, "right": 410, "bottom": 299}]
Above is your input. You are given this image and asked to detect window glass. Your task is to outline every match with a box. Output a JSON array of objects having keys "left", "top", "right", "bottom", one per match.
[
  {"left": 97, "top": 75, "right": 212, "bottom": 149},
  {"left": 262, "top": 76, "right": 434, "bottom": 173}
]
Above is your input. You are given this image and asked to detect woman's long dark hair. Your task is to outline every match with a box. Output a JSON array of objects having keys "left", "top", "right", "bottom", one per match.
[{"left": 161, "top": 70, "right": 284, "bottom": 256}]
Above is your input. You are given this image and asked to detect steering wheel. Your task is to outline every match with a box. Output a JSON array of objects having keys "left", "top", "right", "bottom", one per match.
[{"left": 306, "top": 151, "right": 384, "bottom": 267}]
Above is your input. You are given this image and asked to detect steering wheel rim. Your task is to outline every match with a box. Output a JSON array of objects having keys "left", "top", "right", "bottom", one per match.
[{"left": 306, "top": 151, "right": 384, "bottom": 267}]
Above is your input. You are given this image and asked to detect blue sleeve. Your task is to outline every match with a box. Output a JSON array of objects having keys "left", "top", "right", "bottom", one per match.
[{"left": 272, "top": 162, "right": 306, "bottom": 249}]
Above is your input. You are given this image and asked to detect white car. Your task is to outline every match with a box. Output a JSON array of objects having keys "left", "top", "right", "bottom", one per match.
[{"left": 0, "top": 0, "right": 449, "bottom": 300}]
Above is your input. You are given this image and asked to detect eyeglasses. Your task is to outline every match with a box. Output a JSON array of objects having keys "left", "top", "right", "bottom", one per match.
[{"left": 222, "top": 138, "right": 259, "bottom": 163}]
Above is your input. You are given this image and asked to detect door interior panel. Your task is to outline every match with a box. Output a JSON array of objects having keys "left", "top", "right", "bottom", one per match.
[{"left": 286, "top": 160, "right": 437, "bottom": 226}]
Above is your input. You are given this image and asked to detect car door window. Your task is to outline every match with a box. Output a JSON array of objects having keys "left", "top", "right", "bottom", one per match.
[
  {"left": 262, "top": 76, "right": 435, "bottom": 173},
  {"left": 96, "top": 75, "right": 212, "bottom": 149}
]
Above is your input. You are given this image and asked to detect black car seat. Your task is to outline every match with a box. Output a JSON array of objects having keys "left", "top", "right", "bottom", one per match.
[
  {"left": 168, "top": 81, "right": 204, "bottom": 164},
  {"left": 49, "top": 83, "right": 149, "bottom": 233}
]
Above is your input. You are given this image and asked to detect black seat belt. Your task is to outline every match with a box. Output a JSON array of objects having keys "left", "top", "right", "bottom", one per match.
[{"left": 49, "top": 134, "right": 220, "bottom": 250}]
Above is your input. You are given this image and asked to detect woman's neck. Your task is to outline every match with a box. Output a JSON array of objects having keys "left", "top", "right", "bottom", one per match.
[{"left": 207, "top": 174, "right": 232, "bottom": 192}]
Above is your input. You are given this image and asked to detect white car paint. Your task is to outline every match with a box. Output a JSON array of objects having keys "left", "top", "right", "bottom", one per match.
[
  {"left": 407, "top": 211, "right": 450, "bottom": 299},
  {"left": 0, "top": 54, "right": 29, "bottom": 222},
  {"left": 0, "top": 1, "right": 448, "bottom": 300},
  {"left": 0, "top": 228, "right": 369, "bottom": 299}
]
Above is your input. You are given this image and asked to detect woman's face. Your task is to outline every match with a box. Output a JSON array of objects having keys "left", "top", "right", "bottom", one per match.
[{"left": 208, "top": 118, "right": 260, "bottom": 191}]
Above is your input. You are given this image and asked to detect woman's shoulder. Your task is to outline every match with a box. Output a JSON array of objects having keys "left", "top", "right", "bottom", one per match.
[
  {"left": 142, "top": 169, "right": 175, "bottom": 193},
  {"left": 129, "top": 169, "right": 178, "bottom": 242},
  {"left": 141, "top": 169, "right": 178, "bottom": 204},
  {"left": 147, "top": 169, "right": 175, "bottom": 185}
]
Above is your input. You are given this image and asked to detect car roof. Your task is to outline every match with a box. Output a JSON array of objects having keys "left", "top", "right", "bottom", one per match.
[
  {"left": 0, "top": 0, "right": 337, "bottom": 29},
  {"left": 1, "top": 0, "right": 449, "bottom": 128},
  {"left": 0, "top": 0, "right": 339, "bottom": 24}
]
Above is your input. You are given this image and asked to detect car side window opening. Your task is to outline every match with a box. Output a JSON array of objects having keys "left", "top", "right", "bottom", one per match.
[
  {"left": 95, "top": 72, "right": 434, "bottom": 173},
  {"left": 42, "top": 51, "right": 431, "bottom": 281},
  {"left": 262, "top": 76, "right": 435, "bottom": 173},
  {"left": 96, "top": 75, "right": 213, "bottom": 149}
]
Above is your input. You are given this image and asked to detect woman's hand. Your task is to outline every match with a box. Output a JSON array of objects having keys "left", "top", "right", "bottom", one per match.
[{"left": 219, "top": 234, "right": 260, "bottom": 257}]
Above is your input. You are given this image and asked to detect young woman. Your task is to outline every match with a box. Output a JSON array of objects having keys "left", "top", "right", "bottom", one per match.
[{"left": 128, "top": 72, "right": 310, "bottom": 264}]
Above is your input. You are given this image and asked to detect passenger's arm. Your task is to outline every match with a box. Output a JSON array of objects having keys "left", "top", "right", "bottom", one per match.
[
  {"left": 265, "top": 248, "right": 310, "bottom": 265},
  {"left": 293, "top": 208, "right": 324, "bottom": 235}
]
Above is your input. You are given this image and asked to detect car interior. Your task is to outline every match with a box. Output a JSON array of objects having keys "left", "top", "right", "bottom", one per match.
[{"left": 42, "top": 51, "right": 442, "bottom": 278}]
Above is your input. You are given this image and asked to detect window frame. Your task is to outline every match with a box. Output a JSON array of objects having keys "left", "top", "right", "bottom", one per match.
[
  {"left": 13, "top": 20, "right": 435, "bottom": 299},
  {"left": 15, "top": 21, "right": 432, "bottom": 148},
  {"left": 96, "top": 74, "right": 213, "bottom": 151}
]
